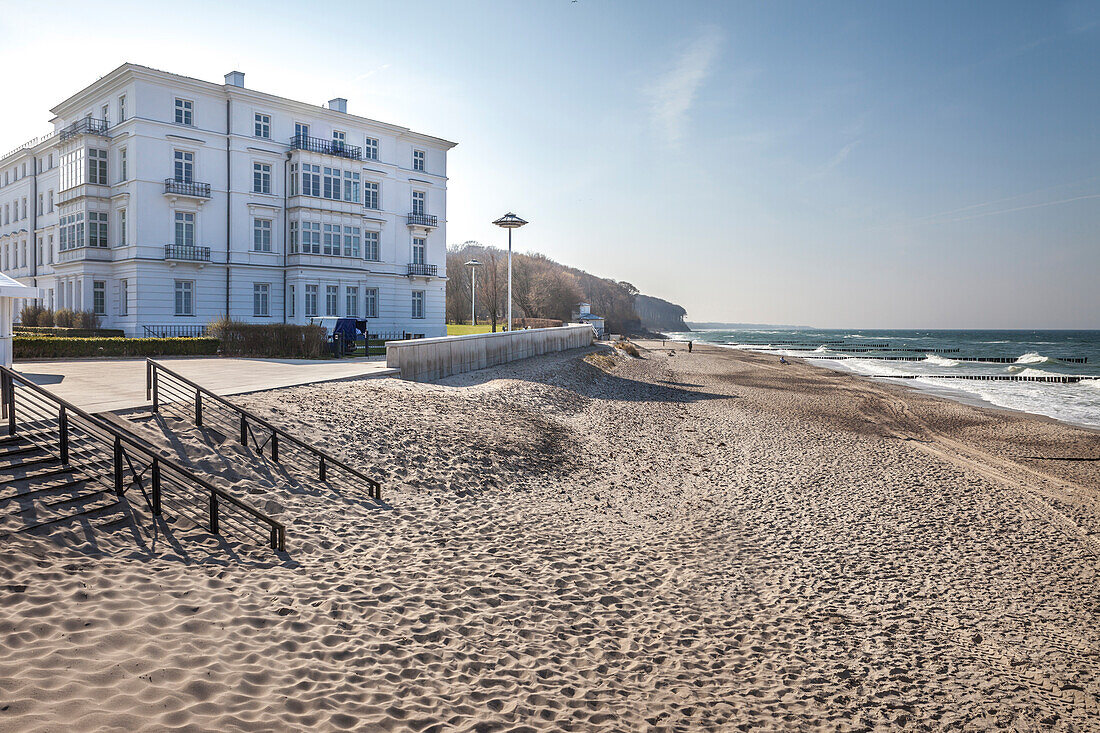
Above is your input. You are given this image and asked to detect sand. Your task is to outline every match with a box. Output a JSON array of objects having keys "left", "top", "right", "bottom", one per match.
[{"left": 1, "top": 341, "right": 1099, "bottom": 730}]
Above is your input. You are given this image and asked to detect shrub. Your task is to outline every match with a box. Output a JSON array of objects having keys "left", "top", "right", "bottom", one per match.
[
  {"left": 13, "top": 336, "right": 220, "bottom": 359},
  {"left": 208, "top": 317, "right": 327, "bottom": 358},
  {"left": 14, "top": 326, "right": 126, "bottom": 338},
  {"left": 614, "top": 339, "right": 641, "bottom": 358},
  {"left": 18, "top": 303, "right": 45, "bottom": 327},
  {"left": 54, "top": 308, "right": 76, "bottom": 328},
  {"left": 512, "top": 318, "right": 564, "bottom": 329},
  {"left": 76, "top": 310, "right": 101, "bottom": 330},
  {"left": 35, "top": 309, "right": 55, "bottom": 327}
]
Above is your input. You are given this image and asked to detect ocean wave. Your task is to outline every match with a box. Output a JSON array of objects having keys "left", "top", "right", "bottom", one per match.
[
  {"left": 1015, "top": 352, "right": 1059, "bottom": 365},
  {"left": 923, "top": 354, "right": 959, "bottom": 367}
]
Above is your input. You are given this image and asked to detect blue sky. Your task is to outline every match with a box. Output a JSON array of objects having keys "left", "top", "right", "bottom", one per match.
[{"left": 2, "top": 0, "right": 1097, "bottom": 328}]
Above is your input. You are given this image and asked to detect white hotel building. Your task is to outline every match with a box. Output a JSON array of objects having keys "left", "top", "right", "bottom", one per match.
[{"left": 0, "top": 64, "right": 455, "bottom": 337}]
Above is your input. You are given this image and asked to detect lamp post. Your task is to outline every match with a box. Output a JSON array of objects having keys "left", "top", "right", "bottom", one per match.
[
  {"left": 464, "top": 259, "right": 481, "bottom": 326},
  {"left": 492, "top": 212, "right": 527, "bottom": 331}
]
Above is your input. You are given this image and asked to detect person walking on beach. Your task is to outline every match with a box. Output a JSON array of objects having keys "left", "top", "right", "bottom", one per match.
[{"left": 688, "top": 340, "right": 693, "bottom": 353}]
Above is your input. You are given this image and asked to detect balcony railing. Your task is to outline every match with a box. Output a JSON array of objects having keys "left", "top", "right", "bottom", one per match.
[
  {"left": 165, "top": 244, "right": 211, "bottom": 262},
  {"left": 57, "top": 245, "right": 111, "bottom": 263},
  {"left": 407, "top": 262, "right": 438, "bottom": 277},
  {"left": 59, "top": 117, "right": 109, "bottom": 141},
  {"left": 406, "top": 213, "right": 438, "bottom": 228},
  {"left": 289, "top": 134, "right": 362, "bottom": 160},
  {"left": 164, "top": 179, "right": 211, "bottom": 198}
]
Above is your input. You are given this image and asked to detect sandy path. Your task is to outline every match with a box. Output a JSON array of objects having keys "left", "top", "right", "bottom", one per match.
[{"left": 1, "top": 342, "right": 1098, "bottom": 730}]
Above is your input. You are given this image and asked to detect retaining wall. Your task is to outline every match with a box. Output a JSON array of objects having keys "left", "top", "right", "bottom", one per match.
[{"left": 386, "top": 325, "right": 595, "bottom": 382}]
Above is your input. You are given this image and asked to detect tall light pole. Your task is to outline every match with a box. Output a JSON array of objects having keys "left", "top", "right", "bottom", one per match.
[
  {"left": 464, "top": 259, "right": 481, "bottom": 325},
  {"left": 492, "top": 212, "right": 527, "bottom": 331}
]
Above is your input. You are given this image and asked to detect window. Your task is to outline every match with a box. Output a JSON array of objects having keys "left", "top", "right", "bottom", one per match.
[
  {"left": 345, "top": 286, "right": 358, "bottom": 317},
  {"left": 343, "top": 226, "right": 360, "bottom": 257},
  {"left": 412, "top": 190, "right": 425, "bottom": 215},
  {"left": 363, "top": 230, "right": 379, "bottom": 261},
  {"left": 174, "top": 280, "right": 194, "bottom": 316},
  {"left": 304, "top": 284, "right": 318, "bottom": 317},
  {"left": 300, "top": 221, "right": 320, "bottom": 254},
  {"left": 253, "top": 218, "right": 272, "bottom": 252},
  {"left": 174, "top": 98, "right": 193, "bottom": 125},
  {"left": 254, "top": 113, "right": 270, "bottom": 138},
  {"left": 37, "top": 193, "right": 43, "bottom": 216},
  {"left": 333, "top": 130, "right": 346, "bottom": 144},
  {"left": 301, "top": 164, "right": 320, "bottom": 197},
  {"left": 288, "top": 285, "right": 296, "bottom": 317},
  {"left": 412, "top": 290, "right": 425, "bottom": 319},
  {"left": 253, "top": 283, "right": 270, "bottom": 317},
  {"left": 294, "top": 122, "right": 310, "bottom": 139},
  {"left": 323, "top": 167, "right": 341, "bottom": 200},
  {"left": 118, "top": 209, "right": 127, "bottom": 246},
  {"left": 343, "top": 171, "right": 360, "bottom": 202},
  {"left": 253, "top": 162, "right": 271, "bottom": 194},
  {"left": 174, "top": 150, "right": 194, "bottom": 183},
  {"left": 119, "top": 279, "right": 128, "bottom": 316},
  {"left": 119, "top": 148, "right": 127, "bottom": 181},
  {"left": 47, "top": 190, "right": 53, "bottom": 212},
  {"left": 47, "top": 235, "right": 53, "bottom": 264},
  {"left": 92, "top": 281, "right": 105, "bottom": 315},
  {"left": 36, "top": 237, "right": 42, "bottom": 266},
  {"left": 326, "top": 285, "right": 338, "bottom": 316},
  {"left": 412, "top": 236, "right": 426, "bottom": 264},
  {"left": 323, "top": 224, "right": 341, "bottom": 255},
  {"left": 59, "top": 213, "right": 84, "bottom": 251},
  {"left": 88, "top": 212, "right": 108, "bottom": 247},
  {"left": 413, "top": 149, "right": 425, "bottom": 171},
  {"left": 364, "top": 288, "right": 378, "bottom": 318},
  {"left": 21, "top": 197, "right": 27, "bottom": 219},
  {"left": 174, "top": 211, "right": 195, "bottom": 247},
  {"left": 289, "top": 221, "right": 298, "bottom": 253},
  {"left": 101, "top": 104, "right": 109, "bottom": 125},
  {"left": 364, "top": 137, "right": 378, "bottom": 160},
  {"left": 88, "top": 149, "right": 108, "bottom": 185},
  {"left": 364, "top": 181, "right": 380, "bottom": 209},
  {"left": 118, "top": 94, "right": 126, "bottom": 121}
]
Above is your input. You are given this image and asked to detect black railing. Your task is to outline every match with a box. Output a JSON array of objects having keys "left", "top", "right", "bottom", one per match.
[
  {"left": 164, "top": 179, "right": 211, "bottom": 198},
  {"left": 289, "top": 134, "right": 362, "bottom": 160},
  {"left": 0, "top": 365, "right": 284, "bottom": 551},
  {"left": 406, "top": 262, "right": 438, "bottom": 276},
  {"left": 164, "top": 244, "right": 211, "bottom": 262},
  {"left": 143, "top": 324, "right": 209, "bottom": 338},
  {"left": 146, "top": 360, "right": 382, "bottom": 501},
  {"left": 59, "top": 117, "right": 109, "bottom": 141},
  {"left": 406, "top": 213, "right": 438, "bottom": 227}
]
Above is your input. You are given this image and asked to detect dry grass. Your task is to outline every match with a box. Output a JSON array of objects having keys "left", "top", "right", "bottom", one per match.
[
  {"left": 584, "top": 352, "right": 617, "bottom": 370},
  {"left": 614, "top": 339, "right": 641, "bottom": 358}
]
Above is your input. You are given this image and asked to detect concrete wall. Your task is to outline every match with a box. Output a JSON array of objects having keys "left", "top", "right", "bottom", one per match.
[{"left": 387, "top": 325, "right": 594, "bottom": 382}]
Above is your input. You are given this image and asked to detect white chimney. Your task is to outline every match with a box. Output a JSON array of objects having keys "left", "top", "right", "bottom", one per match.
[
  {"left": 224, "top": 71, "right": 245, "bottom": 87},
  {"left": 327, "top": 97, "right": 347, "bottom": 113}
]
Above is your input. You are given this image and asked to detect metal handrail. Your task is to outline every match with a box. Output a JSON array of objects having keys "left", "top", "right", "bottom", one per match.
[
  {"left": 164, "top": 244, "right": 212, "bottom": 261},
  {"left": 142, "top": 325, "right": 209, "bottom": 338},
  {"left": 146, "top": 360, "right": 382, "bottom": 500},
  {"left": 0, "top": 365, "right": 285, "bottom": 551},
  {"left": 289, "top": 134, "right": 362, "bottom": 160},
  {"left": 59, "top": 117, "right": 109, "bottom": 141},
  {"left": 163, "top": 179, "right": 212, "bottom": 198},
  {"left": 406, "top": 262, "right": 438, "bottom": 276},
  {"left": 406, "top": 213, "right": 438, "bottom": 227}
]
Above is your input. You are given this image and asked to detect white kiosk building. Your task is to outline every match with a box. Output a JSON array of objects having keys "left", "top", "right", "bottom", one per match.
[{"left": 0, "top": 64, "right": 455, "bottom": 337}]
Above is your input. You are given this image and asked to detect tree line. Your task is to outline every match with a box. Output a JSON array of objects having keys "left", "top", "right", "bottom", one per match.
[{"left": 445, "top": 242, "right": 645, "bottom": 333}]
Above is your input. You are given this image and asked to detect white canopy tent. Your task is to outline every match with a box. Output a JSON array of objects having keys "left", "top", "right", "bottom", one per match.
[{"left": 0, "top": 273, "right": 43, "bottom": 368}]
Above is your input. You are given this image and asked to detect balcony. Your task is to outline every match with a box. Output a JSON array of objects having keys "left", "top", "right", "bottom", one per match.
[
  {"left": 164, "top": 178, "right": 212, "bottom": 199},
  {"left": 57, "top": 246, "right": 111, "bottom": 263},
  {"left": 59, "top": 117, "right": 109, "bottom": 142},
  {"left": 406, "top": 213, "right": 438, "bottom": 228},
  {"left": 165, "top": 244, "right": 211, "bottom": 262},
  {"left": 407, "top": 262, "right": 438, "bottom": 277},
  {"left": 289, "top": 134, "right": 362, "bottom": 161}
]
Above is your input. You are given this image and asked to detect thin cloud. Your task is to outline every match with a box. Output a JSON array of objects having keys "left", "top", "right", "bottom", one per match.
[
  {"left": 646, "top": 25, "right": 723, "bottom": 145},
  {"left": 801, "top": 140, "right": 860, "bottom": 184},
  {"left": 352, "top": 63, "right": 391, "bottom": 83}
]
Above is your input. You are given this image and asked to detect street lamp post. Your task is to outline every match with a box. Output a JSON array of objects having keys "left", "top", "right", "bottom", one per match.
[
  {"left": 492, "top": 212, "right": 528, "bottom": 331},
  {"left": 464, "top": 259, "right": 481, "bottom": 326}
]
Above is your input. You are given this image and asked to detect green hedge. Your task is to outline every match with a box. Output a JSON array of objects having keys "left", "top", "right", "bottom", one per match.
[
  {"left": 14, "top": 336, "right": 220, "bottom": 359},
  {"left": 14, "top": 326, "right": 126, "bottom": 338}
]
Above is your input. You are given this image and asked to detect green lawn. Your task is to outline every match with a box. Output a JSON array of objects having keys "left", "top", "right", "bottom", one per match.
[{"left": 447, "top": 323, "right": 496, "bottom": 336}]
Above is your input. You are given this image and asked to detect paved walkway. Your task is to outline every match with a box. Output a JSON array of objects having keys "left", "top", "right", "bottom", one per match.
[{"left": 13, "top": 356, "right": 399, "bottom": 414}]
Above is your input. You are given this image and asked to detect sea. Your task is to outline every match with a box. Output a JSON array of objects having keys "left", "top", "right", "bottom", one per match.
[{"left": 667, "top": 329, "right": 1100, "bottom": 430}]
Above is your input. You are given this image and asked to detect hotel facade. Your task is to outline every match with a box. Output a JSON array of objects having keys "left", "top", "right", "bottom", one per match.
[{"left": 0, "top": 64, "right": 455, "bottom": 337}]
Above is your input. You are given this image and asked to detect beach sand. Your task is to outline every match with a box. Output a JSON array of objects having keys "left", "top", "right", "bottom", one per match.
[{"left": 2, "top": 341, "right": 1099, "bottom": 730}]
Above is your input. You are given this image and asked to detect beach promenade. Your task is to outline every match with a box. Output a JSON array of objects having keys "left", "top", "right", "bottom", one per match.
[
  {"left": 2, "top": 342, "right": 1098, "bottom": 729},
  {"left": 11, "top": 356, "right": 398, "bottom": 413}
]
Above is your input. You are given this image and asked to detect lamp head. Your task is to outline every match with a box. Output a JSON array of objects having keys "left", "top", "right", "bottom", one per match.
[
  {"left": 492, "top": 212, "right": 528, "bottom": 229},
  {"left": 464, "top": 259, "right": 481, "bottom": 267}
]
